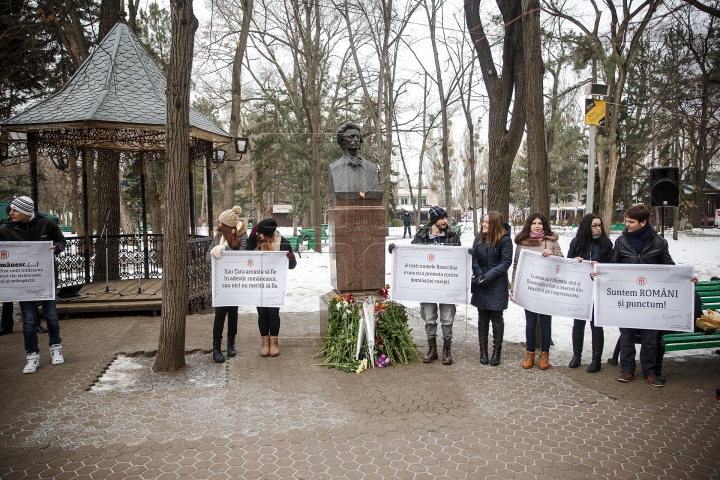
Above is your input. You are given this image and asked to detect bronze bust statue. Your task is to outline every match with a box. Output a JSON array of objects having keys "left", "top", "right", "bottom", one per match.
[{"left": 328, "top": 121, "right": 382, "bottom": 201}]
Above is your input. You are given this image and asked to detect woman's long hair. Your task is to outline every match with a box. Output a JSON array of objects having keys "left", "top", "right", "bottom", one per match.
[
  {"left": 514, "top": 212, "right": 553, "bottom": 245},
  {"left": 479, "top": 211, "right": 505, "bottom": 246},
  {"left": 217, "top": 223, "right": 240, "bottom": 250},
  {"left": 574, "top": 213, "right": 613, "bottom": 260}
]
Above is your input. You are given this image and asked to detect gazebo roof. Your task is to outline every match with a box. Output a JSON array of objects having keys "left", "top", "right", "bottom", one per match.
[{"left": 1, "top": 22, "right": 230, "bottom": 146}]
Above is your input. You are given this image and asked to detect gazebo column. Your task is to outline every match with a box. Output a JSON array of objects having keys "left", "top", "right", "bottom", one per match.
[
  {"left": 28, "top": 132, "right": 38, "bottom": 212},
  {"left": 188, "top": 145, "right": 196, "bottom": 238},
  {"left": 81, "top": 147, "right": 91, "bottom": 283},
  {"left": 139, "top": 151, "right": 149, "bottom": 278},
  {"left": 205, "top": 141, "right": 213, "bottom": 232}
]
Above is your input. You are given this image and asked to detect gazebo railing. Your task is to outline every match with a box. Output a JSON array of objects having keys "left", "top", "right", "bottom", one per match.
[{"left": 56, "top": 235, "right": 212, "bottom": 312}]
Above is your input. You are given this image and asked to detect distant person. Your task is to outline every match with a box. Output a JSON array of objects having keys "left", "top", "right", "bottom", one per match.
[
  {"left": 469, "top": 212, "right": 512, "bottom": 366},
  {"left": 207, "top": 206, "right": 248, "bottom": 363},
  {"left": 510, "top": 213, "right": 564, "bottom": 370},
  {"left": 401, "top": 211, "right": 412, "bottom": 238},
  {"left": 0, "top": 196, "right": 66, "bottom": 373},
  {"left": 389, "top": 206, "right": 462, "bottom": 365},
  {"left": 610, "top": 204, "right": 696, "bottom": 387},
  {"left": 566, "top": 214, "right": 613, "bottom": 372},
  {"left": 246, "top": 218, "right": 297, "bottom": 357}
]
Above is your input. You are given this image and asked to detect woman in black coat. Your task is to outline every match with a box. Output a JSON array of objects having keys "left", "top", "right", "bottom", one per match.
[
  {"left": 469, "top": 211, "right": 513, "bottom": 366},
  {"left": 567, "top": 213, "right": 614, "bottom": 372}
]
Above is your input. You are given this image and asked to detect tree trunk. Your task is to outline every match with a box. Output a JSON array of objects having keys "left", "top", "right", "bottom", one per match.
[
  {"left": 147, "top": 157, "right": 163, "bottom": 233},
  {"left": 523, "top": 0, "right": 549, "bottom": 218},
  {"left": 70, "top": 149, "right": 81, "bottom": 235},
  {"left": 94, "top": 150, "right": 121, "bottom": 281},
  {"left": 154, "top": 0, "right": 197, "bottom": 373},
  {"left": 99, "top": 0, "right": 121, "bottom": 40}
]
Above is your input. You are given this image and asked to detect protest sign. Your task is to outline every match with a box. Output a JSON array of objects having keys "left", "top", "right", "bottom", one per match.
[
  {"left": 512, "top": 249, "right": 594, "bottom": 319},
  {"left": 390, "top": 245, "right": 471, "bottom": 304},
  {"left": 593, "top": 264, "right": 695, "bottom": 331},
  {"left": 0, "top": 241, "right": 56, "bottom": 302},
  {"left": 211, "top": 251, "right": 288, "bottom": 307}
]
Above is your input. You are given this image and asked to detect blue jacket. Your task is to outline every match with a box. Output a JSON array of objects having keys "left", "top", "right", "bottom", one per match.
[{"left": 470, "top": 224, "right": 513, "bottom": 311}]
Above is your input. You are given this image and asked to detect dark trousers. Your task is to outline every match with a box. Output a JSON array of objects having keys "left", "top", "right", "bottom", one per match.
[
  {"left": 213, "top": 306, "right": 238, "bottom": 341},
  {"left": 403, "top": 225, "right": 411, "bottom": 237},
  {"left": 619, "top": 328, "right": 658, "bottom": 377},
  {"left": 572, "top": 318, "right": 602, "bottom": 334},
  {"left": 1, "top": 302, "right": 13, "bottom": 330},
  {"left": 257, "top": 307, "right": 280, "bottom": 336},
  {"left": 525, "top": 309, "right": 551, "bottom": 352},
  {"left": 478, "top": 309, "right": 504, "bottom": 332}
]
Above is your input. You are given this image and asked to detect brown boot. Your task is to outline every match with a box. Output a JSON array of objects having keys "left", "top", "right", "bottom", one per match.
[
  {"left": 269, "top": 336, "right": 279, "bottom": 357},
  {"left": 261, "top": 336, "right": 270, "bottom": 357},
  {"left": 522, "top": 351, "right": 535, "bottom": 369},
  {"left": 539, "top": 351, "right": 550, "bottom": 370},
  {"left": 423, "top": 338, "right": 438, "bottom": 363}
]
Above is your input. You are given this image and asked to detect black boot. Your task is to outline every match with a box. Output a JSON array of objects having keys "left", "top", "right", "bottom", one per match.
[
  {"left": 36, "top": 323, "right": 48, "bottom": 334},
  {"left": 212, "top": 340, "right": 225, "bottom": 363},
  {"left": 441, "top": 338, "right": 453, "bottom": 365},
  {"left": 423, "top": 338, "right": 438, "bottom": 363},
  {"left": 568, "top": 323, "right": 584, "bottom": 368},
  {"left": 586, "top": 327, "right": 604, "bottom": 373},
  {"left": 227, "top": 336, "right": 236, "bottom": 357},
  {"left": 478, "top": 316, "right": 489, "bottom": 365},
  {"left": 490, "top": 319, "right": 504, "bottom": 366}
]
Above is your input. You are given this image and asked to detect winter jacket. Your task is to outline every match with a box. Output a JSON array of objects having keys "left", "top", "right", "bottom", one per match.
[
  {"left": 0, "top": 213, "right": 66, "bottom": 254},
  {"left": 511, "top": 232, "right": 563, "bottom": 289},
  {"left": 567, "top": 237, "right": 613, "bottom": 263},
  {"left": 246, "top": 231, "right": 297, "bottom": 270},
  {"left": 206, "top": 232, "right": 248, "bottom": 264},
  {"left": 611, "top": 227, "right": 674, "bottom": 265},
  {"left": 411, "top": 223, "right": 461, "bottom": 246},
  {"left": 401, "top": 213, "right": 412, "bottom": 226},
  {"left": 470, "top": 224, "right": 513, "bottom": 311}
]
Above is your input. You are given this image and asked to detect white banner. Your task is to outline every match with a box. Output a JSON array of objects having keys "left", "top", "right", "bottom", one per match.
[
  {"left": 211, "top": 251, "right": 289, "bottom": 307},
  {"left": 390, "top": 245, "right": 471, "bottom": 304},
  {"left": 512, "top": 250, "right": 595, "bottom": 319},
  {"left": 593, "top": 264, "right": 695, "bottom": 331},
  {"left": 0, "top": 241, "right": 56, "bottom": 302}
]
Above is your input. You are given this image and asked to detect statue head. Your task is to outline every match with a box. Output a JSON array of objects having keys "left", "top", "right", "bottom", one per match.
[{"left": 336, "top": 121, "right": 363, "bottom": 155}]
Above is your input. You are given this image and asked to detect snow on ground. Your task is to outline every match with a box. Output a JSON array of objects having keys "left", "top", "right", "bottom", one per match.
[{"left": 276, "top": 224, "right": 720, "bottom": 365}]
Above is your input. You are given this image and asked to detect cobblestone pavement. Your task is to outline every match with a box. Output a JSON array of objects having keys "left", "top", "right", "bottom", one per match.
[{"left": 0, "top": 310, "right": 718, "bottom": 479}]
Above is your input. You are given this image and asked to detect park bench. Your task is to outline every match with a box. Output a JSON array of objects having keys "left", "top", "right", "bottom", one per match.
[
  {"left": 300, "top": 224, "right": 329, "bottom": 249},
  {"left": 452, "top": 225, "right": 462, "bottom": 236},
  {"left": 608, "top": 281, "right": 720, "bottom": 377}
]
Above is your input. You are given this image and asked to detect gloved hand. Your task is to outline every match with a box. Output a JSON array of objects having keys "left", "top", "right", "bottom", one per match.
[
  {"left": 210, "top": 244, "right": 225, "bottom": 258},
  {"left": 388, "top": 243, "right": 396, "bottom": 254},
  {"left": 250, "top": 225, "right": 259, "bottom": 237},
  {"left": 287, "top": 251, "right": 295, "bottom": 260},
  {"left": 468, "top": 248, "right": 477, "bottom": 258},
  {"left": 473, "top": 274, "right": 487, "bottom": 286}
]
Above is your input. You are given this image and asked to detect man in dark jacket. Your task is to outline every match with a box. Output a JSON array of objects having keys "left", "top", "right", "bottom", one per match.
[
  {"left": 401, "top": 211, "right": 412, "bottom": 238},
  {"left": 612, "top": 204, "right": 674, "bottom": 387},
  {"left": 0, "top": 196, "right": 66, "bottom": 373},
  {"left": 390, "top": 206, "right": 461, "bottom": 365}
]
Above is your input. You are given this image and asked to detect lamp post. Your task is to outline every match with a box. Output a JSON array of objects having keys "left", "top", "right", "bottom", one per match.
[{"left": 479, "top": 182, "right": 486, "bottom": 219}]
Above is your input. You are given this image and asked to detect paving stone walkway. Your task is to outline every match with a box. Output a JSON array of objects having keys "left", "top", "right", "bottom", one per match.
[{"left": 0, "top": 310, "right": 718, "bottom": 479}]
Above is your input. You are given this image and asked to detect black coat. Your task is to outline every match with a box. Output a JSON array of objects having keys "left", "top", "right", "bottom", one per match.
[
  {"left": 401, "top": 213, "right": 412, "bottom": 226},
  {"left": 612, "top": 228, "right": 674, "bottom": 265},
  {"left": 470, "top": 224, "right": 512, "bottom": 311},
  {"left": 411, "top": 223, "right": 461, "bottom": 246},
  {"left": 0, "top": 213, "right": 66, "bottom": 253},
  {"left": 246, "top": 233, "right": 297, "bottom": 269},
  {"left": 567, "top": 237, "right": 613, "bottom": 262}
]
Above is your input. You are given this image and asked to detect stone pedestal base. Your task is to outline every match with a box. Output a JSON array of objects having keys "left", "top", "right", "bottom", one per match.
[{"left": 328, "top": 199, "right": 386, "bottom": 293}]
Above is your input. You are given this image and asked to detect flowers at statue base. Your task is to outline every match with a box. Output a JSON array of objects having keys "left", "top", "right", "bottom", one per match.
[{"left": 315, "top": 286, "right": 420, "bottom": 372}]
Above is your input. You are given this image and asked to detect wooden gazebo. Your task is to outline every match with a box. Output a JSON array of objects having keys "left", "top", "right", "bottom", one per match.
[{"left": 0, "top": 22, "right": 232, "bottom": 314}]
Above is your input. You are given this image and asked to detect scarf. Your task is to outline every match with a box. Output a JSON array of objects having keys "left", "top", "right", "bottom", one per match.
[
  {"left": 529, "top": 231, "right": 545, "bottom": 239},
  {"left": 626, "top": 222, "right": 653, "bottom": 254}
]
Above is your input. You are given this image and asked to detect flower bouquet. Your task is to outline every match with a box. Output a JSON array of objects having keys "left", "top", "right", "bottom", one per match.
[{"left": 315, "top": 286, "right": 420, "bottom": 372}]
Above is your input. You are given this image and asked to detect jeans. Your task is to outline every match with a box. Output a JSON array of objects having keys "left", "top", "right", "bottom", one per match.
[
  {"left": 421, "top": 303, "right": 455, "bottom": 339},
  {"left": 619, "top": 328, "right": 658, "bottom": 377},
  {"left": 20, "top": 300, "right": 61, "bottom": 354},
  {"left": 403, "top": 225, "right": 412, "bottom": 237},
  {"left": 257, "top": 307, "right": 281, "bottom": 336},
  {"left": 213, "top": 306, "right": 238, "bottom": 341},
  {"left": 524, "top": 309, "right": 551, "bottom": 352}
]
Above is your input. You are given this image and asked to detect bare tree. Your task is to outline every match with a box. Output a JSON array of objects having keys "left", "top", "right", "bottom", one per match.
[
  {"left": 465, "top": 0, "right": 527, "bottom": 216},
  {"left": 154, "top": 0, "right": 198, "bottom": 373}
]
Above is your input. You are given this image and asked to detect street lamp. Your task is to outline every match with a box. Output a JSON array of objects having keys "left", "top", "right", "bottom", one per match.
[{"left": 479, "top": 182, "right": 486, "bottom": 218}]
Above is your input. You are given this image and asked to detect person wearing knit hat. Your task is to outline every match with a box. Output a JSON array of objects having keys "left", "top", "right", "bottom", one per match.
[
  {"left": 246, "top": 218, "right": 297, "bottom": 357},
  {"left": 388, "top": 205, "right": 462, "bottom": 365},
  {"left": 206, "top": 206, "right": 248, "bottom": 363},
  {"left": 0, "top": 196, "right": 67, "bottom": 373}
]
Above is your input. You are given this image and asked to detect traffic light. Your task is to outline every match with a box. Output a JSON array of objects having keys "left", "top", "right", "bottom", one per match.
[{"left": 649, "top": 167, "right": 680, "bottom": 207}]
